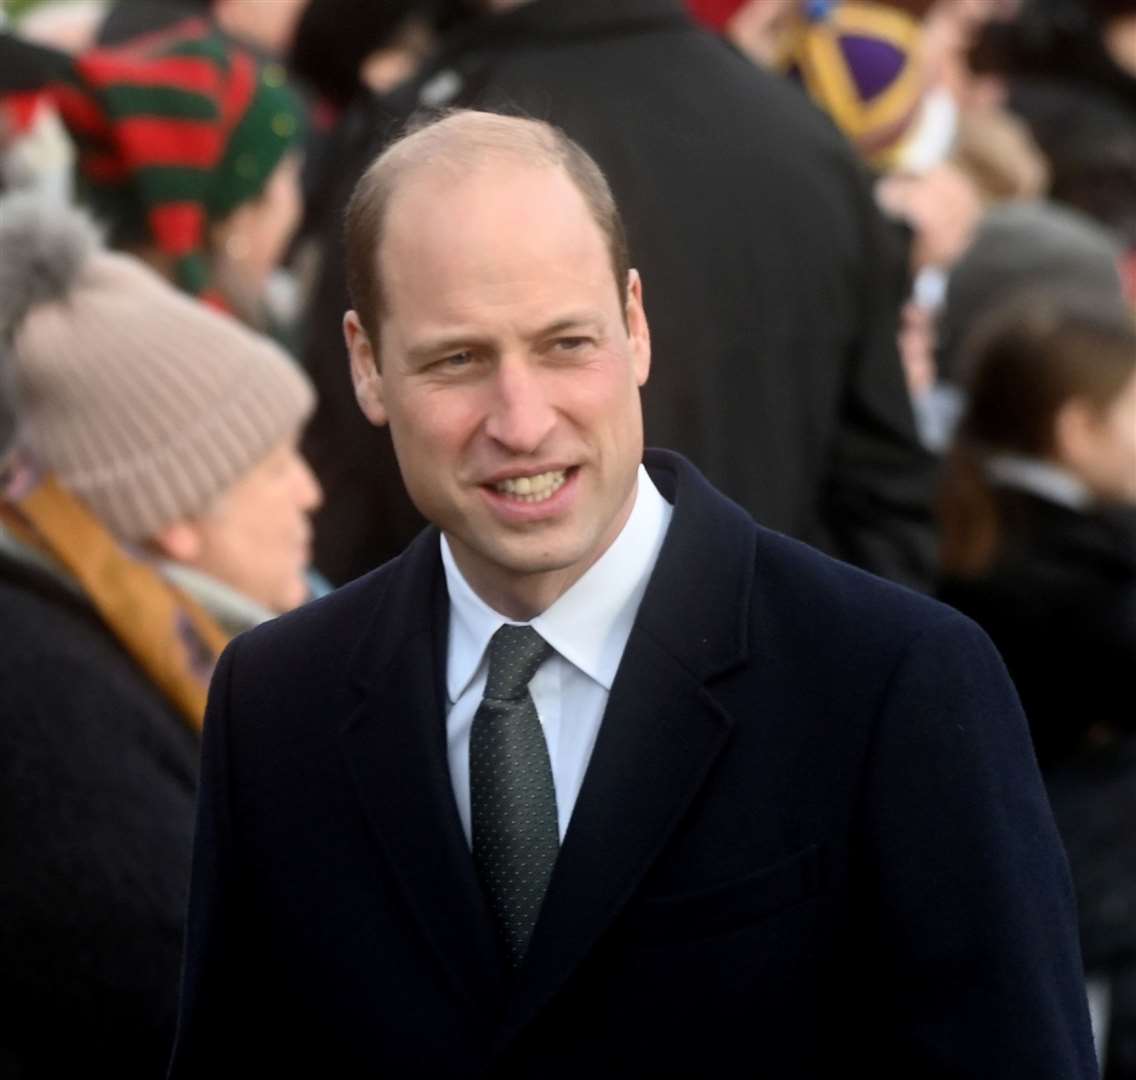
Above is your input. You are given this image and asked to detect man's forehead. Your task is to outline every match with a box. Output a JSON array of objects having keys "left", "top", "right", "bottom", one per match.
[
  {"left": 378, "top": 157, "right": 603, "bottom": 284},
  {"left": 384, "top": 154, "right": 587, "bottom": 235}
]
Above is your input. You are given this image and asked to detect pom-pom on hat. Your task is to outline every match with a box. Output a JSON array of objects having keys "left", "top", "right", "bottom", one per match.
[
  {"left": 0, "top": 191, "right": 314, "bottom": 542},
  {"left": 49, "top": 17, "right": 305, "bottom": 302}
]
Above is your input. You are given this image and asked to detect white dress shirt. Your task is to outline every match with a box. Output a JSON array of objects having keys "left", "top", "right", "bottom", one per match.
[{"left": 442, "top": 465, "right": 673, "bottom": 844}]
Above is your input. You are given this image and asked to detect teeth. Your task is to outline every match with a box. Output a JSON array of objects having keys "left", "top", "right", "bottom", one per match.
[{"left": 494, "top": 469, "right": 567, "bottom": 502}]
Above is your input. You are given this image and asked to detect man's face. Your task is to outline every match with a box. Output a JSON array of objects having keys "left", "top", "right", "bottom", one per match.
[{"left": 345, "top": 160, "right": 651, "bottom": 617}]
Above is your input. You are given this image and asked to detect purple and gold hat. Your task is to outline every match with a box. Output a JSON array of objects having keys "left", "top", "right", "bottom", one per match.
[{"left": 785, "top": 0, "right": 927, "bottom": 170}]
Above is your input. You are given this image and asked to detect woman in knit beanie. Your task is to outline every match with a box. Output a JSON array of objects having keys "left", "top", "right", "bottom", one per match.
[{"left": 0, "top": 190, "right": 319, "bottom": 1078}]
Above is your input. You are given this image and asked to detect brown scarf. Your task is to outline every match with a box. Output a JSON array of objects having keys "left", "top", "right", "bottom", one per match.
[{"left": 1, "top": 455, "right": 230, "bottom": 731}]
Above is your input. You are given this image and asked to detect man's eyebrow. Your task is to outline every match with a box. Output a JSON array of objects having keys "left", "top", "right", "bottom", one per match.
[
  {"left": 405, "top": 314, "right": 603, "bottom": 363},
  {"left": 533, "top": 313, "right": 603, "bottom": 338}
]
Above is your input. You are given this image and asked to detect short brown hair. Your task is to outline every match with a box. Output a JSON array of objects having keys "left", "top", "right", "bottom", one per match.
[
  {"left": 938, "top": 288, "right": 1136, "bottom": 576},
  {"left": 343, "top": 109, "right": 631, "bottom": 344}
]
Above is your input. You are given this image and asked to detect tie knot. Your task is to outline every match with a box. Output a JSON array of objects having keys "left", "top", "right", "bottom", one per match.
[{"left": 484, "top": 624, "right": 551, "bottom": 701}]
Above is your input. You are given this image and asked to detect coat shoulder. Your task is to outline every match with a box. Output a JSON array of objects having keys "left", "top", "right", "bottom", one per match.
[
  {"left": 649, "top": 451, "right": 983, "bottom": 696},
  {"left": 745, "top": 519, "right": 994, "bottom": 692},
  {"left": 758, "top": 523, "right": 963, "bottom": 635}
]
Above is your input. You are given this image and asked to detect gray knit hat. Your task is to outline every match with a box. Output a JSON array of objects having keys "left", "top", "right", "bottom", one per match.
[
  {"left": 938, "top": 201, "right": 1127, "bottom": 383},
  {"left": 0, "top": 192, "right": 315, "bottom": 542}
]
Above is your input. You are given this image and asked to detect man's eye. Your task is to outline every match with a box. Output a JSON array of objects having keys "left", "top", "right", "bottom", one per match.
[
  {"left": 440, "top": 350, "right": 474, "bottom": 368},
  {"left": 555, "top": 337, "right": 590, "bottom": 352}
]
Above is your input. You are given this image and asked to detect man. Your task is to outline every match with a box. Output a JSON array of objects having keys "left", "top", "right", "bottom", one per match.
[
  {"left": 299, "top": 0, "right": 936, "bottom": 591},
  {"left": 170, "top": 111, "right": 1096, "bottom": 1077}
]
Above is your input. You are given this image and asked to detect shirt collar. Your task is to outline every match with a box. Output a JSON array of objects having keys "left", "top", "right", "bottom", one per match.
[
  {"left": 441, "top": 464, "right": 672, "bottom": 702},
  {"left": 985, "top": 454, "right": 1093, "bottom": 510}
]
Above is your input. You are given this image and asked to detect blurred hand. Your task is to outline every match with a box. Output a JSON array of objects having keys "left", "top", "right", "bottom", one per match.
[{"left": 877, "top": 162, "right": 983, "bottom": 270}]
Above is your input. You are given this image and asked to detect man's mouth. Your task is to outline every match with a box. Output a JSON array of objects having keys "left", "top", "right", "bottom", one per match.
[{"left": 490, "top": 468, "right": 569, "bottom": 503}]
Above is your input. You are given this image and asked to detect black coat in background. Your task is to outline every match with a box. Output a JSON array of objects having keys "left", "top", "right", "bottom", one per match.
[
  {"left": 0, "top": 545, "right": 199, "bottom": 1078},
  {"left": 300, "top": 0, "right": 936, "bottom": 589},
  {"left": 938, "top": 488, "right": 1136, "bottom": 770},
  {"left": 169, "top": 452, "right": 1094, "bottom": 1078},
  {"left": 939, "top": 488, "right": 1136, "bottom": 1076}
]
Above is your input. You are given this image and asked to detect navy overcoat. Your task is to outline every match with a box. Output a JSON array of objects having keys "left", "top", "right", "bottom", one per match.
[{"left": 170, "top": 451, "right": 1096, "bottom": 1078}]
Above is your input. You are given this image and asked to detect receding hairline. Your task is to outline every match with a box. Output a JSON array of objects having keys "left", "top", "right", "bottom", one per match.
[
  {"left": 344, "top": 109, "right": 630, "bottom": 341},
  {"left": 378, "top": 142, "right": 597, "bottom": 253},
  {"left": 371, "top": 110, "right": 583, "bottom": 191}
]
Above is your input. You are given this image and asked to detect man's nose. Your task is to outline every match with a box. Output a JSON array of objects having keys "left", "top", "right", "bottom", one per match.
[{"left": 483, "top": 356, "right": 556, "bottom": 454}]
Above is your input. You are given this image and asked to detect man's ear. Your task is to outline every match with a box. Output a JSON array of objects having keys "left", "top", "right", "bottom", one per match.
[
  {"left": 151, "top": 519, "right": 204, "bottom": 564},
  {"left": 626, "top": 269, "right": 651, "bottom": 387},
  {"left": 344, "top": 310, "right": 388, "bottom": 427}
]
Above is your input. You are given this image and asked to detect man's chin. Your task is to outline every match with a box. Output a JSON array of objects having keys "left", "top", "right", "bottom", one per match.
[
  {"left": 453, "top": 528, "right": 593, "bottom": 582},
  {"left": 485, "top": 542, "right": 586, "bottom": 580}
]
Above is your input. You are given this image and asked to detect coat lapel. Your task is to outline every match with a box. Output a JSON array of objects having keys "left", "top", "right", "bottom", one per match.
[
  {"left": 337, "top": 529, "right": 506, "bottom": 1010},
  {"left": 497, "top": 451, "right": 757, "bottom": 1046}
]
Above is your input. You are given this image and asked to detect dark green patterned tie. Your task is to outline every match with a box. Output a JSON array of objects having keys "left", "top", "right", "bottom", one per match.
[{"left": 470, "top": 624, "right": 558, "bottom": 967}]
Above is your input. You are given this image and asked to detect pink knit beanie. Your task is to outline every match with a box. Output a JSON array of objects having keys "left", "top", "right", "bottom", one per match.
[{"left": 0, "top": 192, "right": 314, "bottom": 542}]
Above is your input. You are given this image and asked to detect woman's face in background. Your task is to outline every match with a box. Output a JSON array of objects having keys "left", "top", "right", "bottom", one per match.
[
  {"left": 184, "top": 438, "right": 323, "bottom": 612},
  {"left": 213, "top": 152, "right": 304, "bottom": 297}
]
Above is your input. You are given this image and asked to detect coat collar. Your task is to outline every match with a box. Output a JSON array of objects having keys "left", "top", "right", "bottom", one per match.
[
  {"left": 345, "top": 519, "right": 445, "bottom": 695},
  {"left": 633, "top": 448, "right": 755, "bottom": 683},
  {"left": 339, "top": 450, "right": 757, "bottom": 1038},
  {"left": 340, "top": 528, "right": 510, "bottom": 1012}
]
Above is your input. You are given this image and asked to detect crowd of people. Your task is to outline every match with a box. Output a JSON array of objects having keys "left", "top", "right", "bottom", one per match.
[{"left": 0, "top": 0, "right": 1133, "bottom": 1076}]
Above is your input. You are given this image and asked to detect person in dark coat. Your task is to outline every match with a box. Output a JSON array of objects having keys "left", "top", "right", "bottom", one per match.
[
  {"left": 0, "top": 192, "right": 318, "bottom": 1078},
  {"left": 0, "top": 527, "right": 202, "bottom": 1079},
  {"left": 936, "top": 287, "right": 1136, "bottom": 1075},
  {"left": 300, "top": 0, "right": 936, "bottom": 589},
  {"left": 170, "top": 110, "right": 1095, "bottom": 1079},
  {"left": 936, "top": 288, "right": 1136, "bottom": 765}
]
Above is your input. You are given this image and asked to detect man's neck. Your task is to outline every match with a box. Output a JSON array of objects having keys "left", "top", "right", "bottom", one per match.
[{"left": 453, "top": 559, "right": 585, "bottom": 622}]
